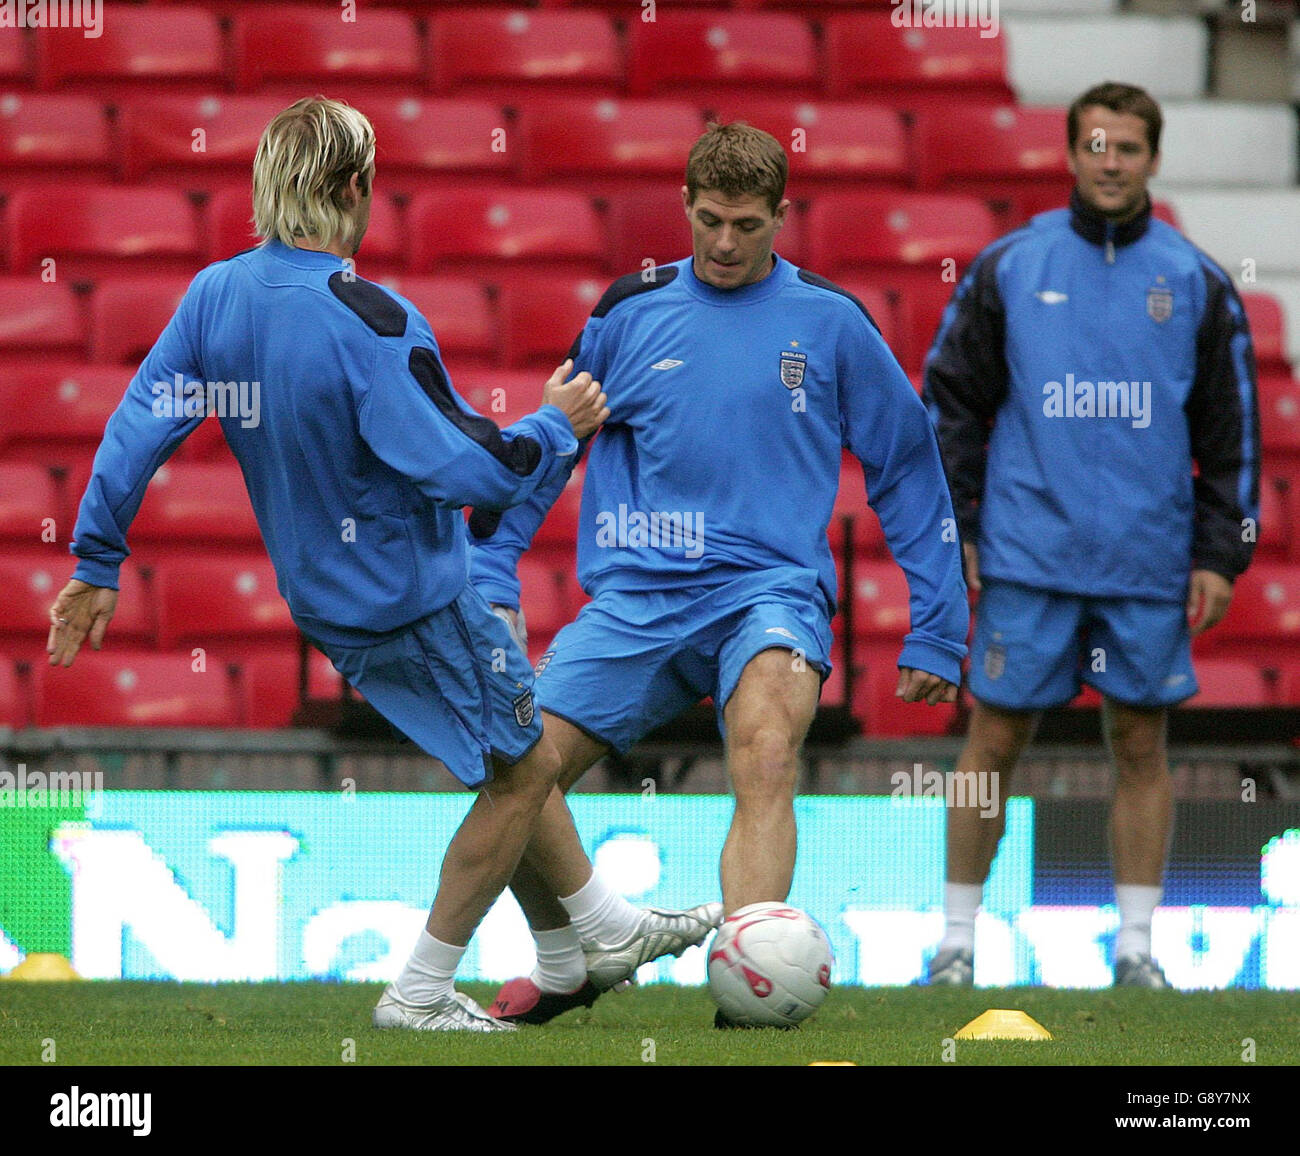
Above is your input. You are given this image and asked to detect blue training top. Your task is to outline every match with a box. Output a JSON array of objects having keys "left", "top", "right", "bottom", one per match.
[
  {"left": 70, "top": 240, "right": 579, "bottom": 648},
  {"left": 470, "top": 254, "right": 969, "bottom": 686}
]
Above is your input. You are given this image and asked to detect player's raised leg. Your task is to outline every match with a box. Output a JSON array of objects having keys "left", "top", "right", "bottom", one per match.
[
  {"left": 929, "top": 700, "right": 1036, "bottom": 985},
  {"left": 1103, "top": 697, "right": 1173, "bottom": 988},
  {"left": 374, "top": 738, "right": 562, "bottom": 1032},
  {"left": 487, "top": 712, "right": 721, "bottom": 1023},
  {"left": 720, "top": 647, "right": 820, "bottom": 912}
]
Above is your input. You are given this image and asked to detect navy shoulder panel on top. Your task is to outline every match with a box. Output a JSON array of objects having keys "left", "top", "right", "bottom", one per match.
[
  {"left": 408, "top": 347, "right": 541, "bottom": 477},
  {"left": 591, "top": 266, "right": 679, "bottom": 319},
  {"left": 796, "top": 269, "right": 882, "bottom": 334},
  {"left": 329, "top": 272, "right": 408, "bottom": 338}
]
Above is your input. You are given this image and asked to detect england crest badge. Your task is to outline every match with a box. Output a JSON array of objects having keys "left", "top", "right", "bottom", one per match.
[
  {"left": 779, "top": 349, "right": 807, "bottom": 390},
  {"left": 1147, "top": 285, "right": 1173, "bottom": 323}
]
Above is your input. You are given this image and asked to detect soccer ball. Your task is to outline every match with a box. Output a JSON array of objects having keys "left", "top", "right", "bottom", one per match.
[{"left": 706, "top": 902, "right": 833, "bottom": 1027}]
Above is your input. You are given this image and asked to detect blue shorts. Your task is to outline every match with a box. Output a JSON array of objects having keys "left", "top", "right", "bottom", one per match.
[
  {"left": 968, "top": 579, "right": 1197, "bottom": 711},
  {"left": 316, "top": 583, "right": 542, "bottom": 788},
  {"left": 533, "top": 567, "right": 833, "bottom": 754}
]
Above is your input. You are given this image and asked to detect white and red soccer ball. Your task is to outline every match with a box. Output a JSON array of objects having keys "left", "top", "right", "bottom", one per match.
[{"left": 706, "top": 902, "right": 833, "bottom": 1027}]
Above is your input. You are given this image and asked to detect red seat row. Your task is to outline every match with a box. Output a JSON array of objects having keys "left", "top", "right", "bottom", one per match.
[{"left": 0, "top": 9, "right": 1011, "bottom": 109}]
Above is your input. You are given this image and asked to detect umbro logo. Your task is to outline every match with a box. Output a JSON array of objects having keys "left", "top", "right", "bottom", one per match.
[
  {"left": 765, "top": 627, "right": 798, "bottom": 641},
  {"left": 1035, "top": 290, "right": 1068, "bottom": 304},
  {"left": 650, "top": 359, "right": 683, "bottom": 370}
]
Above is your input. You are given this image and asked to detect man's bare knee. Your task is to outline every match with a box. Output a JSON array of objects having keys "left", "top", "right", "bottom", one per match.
[
  {"left": 968, "top": 701, "right": 1037, "bottom": 767},
  {"left": 486, "top": 739, "right": 562, "bottom": 808},
  {"left": 730, "top": 724, "right": 800, "bottom": 805}
]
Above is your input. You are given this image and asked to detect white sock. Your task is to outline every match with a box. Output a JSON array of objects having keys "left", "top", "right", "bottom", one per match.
[
  {"left": 1114, "top": 884, "right": 1161, "bottom": 960},
  {"left": 939, "top": 882, "right": 983, "bottom": 952},
  {"left": 393, "top": 931, "right": 464, "bottom": 1006},
  {"left": 559, "top": 872, "right": 643, "bottom": 946},
  {"left": 529, "top": 925, "right": 587, "bottom": 994}
]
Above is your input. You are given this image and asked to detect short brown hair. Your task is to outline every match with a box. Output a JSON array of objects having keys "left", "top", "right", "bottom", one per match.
[
  {"left": 1067, "top": 82, "right": 1163, "bottom": 155},
  {"left": 685, "top": 122, "right": 788, "bottom": 215}
]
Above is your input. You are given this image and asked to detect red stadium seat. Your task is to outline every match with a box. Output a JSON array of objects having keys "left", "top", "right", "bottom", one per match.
[
  {"left": 155, "top": 556, "right": 294, "bottom": 649},
  {"left": 232, "top": 7, "right": 421, "bottom": 96},
  {"left": 848, "top": 560, "right": 912, "bottom": 642},
  {"left": 406, "top": 187, "right": 604, "bottom": 281},
  {"left": 34, "top": 649, "right": 241, "bottom": 727},
  {"left": 517, "top": 554, "right": 576, "bottom": 641},
  {"left": 7, "top": 186, "right": 202, "bottom": 278},
  {"left": 0, "top": 461, "right": 58, "bottom": 544},
  {"left": 89, "top": 276, "right": 191, "bottom": 365},
  {"left": 36, "top": 8, "right": 225, "bottom": 94},
  {"left": 1185, "top": 659, "right": 1273, "bottom": 707},
  {"left": 824, "top": 14, "right": 1014, "bottom": 110},
  {"left": 0, "top": 363, "right": 128, "bottom": 466},
  {"left": 239, "top": 645, "right": 349, "bottom": 729},
  {"left": 0, "top": 279, "right": 85, "bottom": 361},
  {"left": 453, "top": 368, "right": 546, "bottom": 429},
  {"left": 0, "top": 25, "right": 31, "bottom": 87},
  {"left": 604, "top": 187, "right": 806, "bottom": 273},
  {"left": 0, "top": 655, "right": 22, "bottom": 726},
  {"left": 1256, "top": 473, "right": 1290, "bottom": 560},
  {"left": 533, "top": 462, "right": 585, "bottom": 551},
  {"left": 0, "top": 553, "right": 153, "bottom": 647},
  {"left": 515, "top": 99, "right": 706, "bottom": 192},
  {"left": 1242, "top": 292, "right": 1290, "bottom": 374},
  {"left": 118, "top": 95, "right": 287, "bottom": 185},
  {"left": 708, "top": 99, "right": 910, "bottom": 189},
  {"left": 626, "top": 12, "right": 818, "bottom": 102},
  {"left": 912, "top": 105, "right": 1071, "bottom": 224},
  {"left": 206, "top": 187, "right": 260, "bottom": 261},
  {"left": 1209, "top": 562, "right": 1300, "bottom": 665},
  {"left": 827, "top": 453, "right": 888, "bottom": 558},
  {"left": 1258, "top": 372, "right": 1300, "bottom": 457},
  {"left": 806, "top": 191, "right": 997, "bottom": 370},
  {"left": 806, "top": 191, "right": 998, "bottom": 274},
  {"left": 375, "top": 276, "right": 498, "bottom": 369},
  {"left": 498, "top": 275, "right": 604, "bottom": 369},
  {"left": 366, "top": 97, "right": 513, "bottom": 194},
  {"left": 853, "top": 653, "right": 957, "bottom": 736},
  {"left": 127, "top": 462, "right": 263, "bottom": 554},
  {"left": 428, "top": 10, "right": 622, "bottom": 98},
  {"left": 0, "top": 94, "right": 112, "bottom": 188}
]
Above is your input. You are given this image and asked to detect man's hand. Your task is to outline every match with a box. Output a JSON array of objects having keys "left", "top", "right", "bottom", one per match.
[
  {"left": 1187, "top": 569, "right": 1233, "bottom": 636},
  {"left": 490, "top": 604, "right": 528, "bottom": 656},
  {"left": 47, "top": 578, "right": 118, "bottom": 667},
  {"left": 541, "top": 358, "right": 609, "bottom": 440},
  {"left": 896, "top": 667, "right": 959, "bottom": 705},
  {"left": 962, "top": 541, "right": 981, "bottom": 593}
]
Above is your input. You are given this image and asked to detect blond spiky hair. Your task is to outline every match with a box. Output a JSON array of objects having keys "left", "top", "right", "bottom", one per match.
[{"left": 252, "top": 97, "right": 376, "bottom": 250}]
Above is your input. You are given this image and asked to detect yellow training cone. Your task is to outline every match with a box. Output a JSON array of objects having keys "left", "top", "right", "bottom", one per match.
[
  {"left": 2, "top": 953, "right": 81, "bottom": 980},
  {"left": 955, "top": 1009, "right": 1052, "bottom": 1041}
]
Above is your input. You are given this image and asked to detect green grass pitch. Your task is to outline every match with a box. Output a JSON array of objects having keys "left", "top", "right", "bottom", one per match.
[{"left": 1, "top": 981, "right": 1297, "bottom": 1067}]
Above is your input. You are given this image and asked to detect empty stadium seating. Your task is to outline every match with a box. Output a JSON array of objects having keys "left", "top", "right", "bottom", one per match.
[
  {"left": 824, "top": 14, "right": 1015, "bottom": 109},
  {"left": 0, "top": 363, "right": 130, "bottom": 471},
  {"left": 0, "top": 279, "right": 85, "bottom": 362},
  {"left": 7, "top": 186, "right": 202, "bottom": 279},
  {"left": 497, "top": 274, "right": 604, "bottom": 368},
  {"left": 0, "top": 461, "right": 57, "bottom": 544},
  {"left": 89, "top": 276, "right": 191, "bottom": 365},
  {"left": 0, "top": 553, "right": 153, "bottom": 647},
  {"left": 406, "top": 187, "right": 605, "bottom": 281},
  {"left": 428, "top": 9, "right": 622, "bottom": 99},
  {"left": 0, "top": 94, "right": 113, "bottom": 189},
  {"left": 36, "top": 7, "right": 225, "bottom": 95},
  {"left": 239, "top": 646, "right": 349, "bottom": 729},
  {"left": 376, "top": 275, "right": 498, "bottom": 368},
  {"left": 709, "top": 99, "right": 911, "bottom": 189},
  {"left": 126, "top": 461, "right": 264, "bottom": 555},
  {"left": 154, "top": 557, "right": 295, "bottom": 650},
  {"left": 34, "top": 649, "right": 241, "bottom": 727},
  {"left": 365, "top": 97, "right": 513, "bottom": 194}
]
